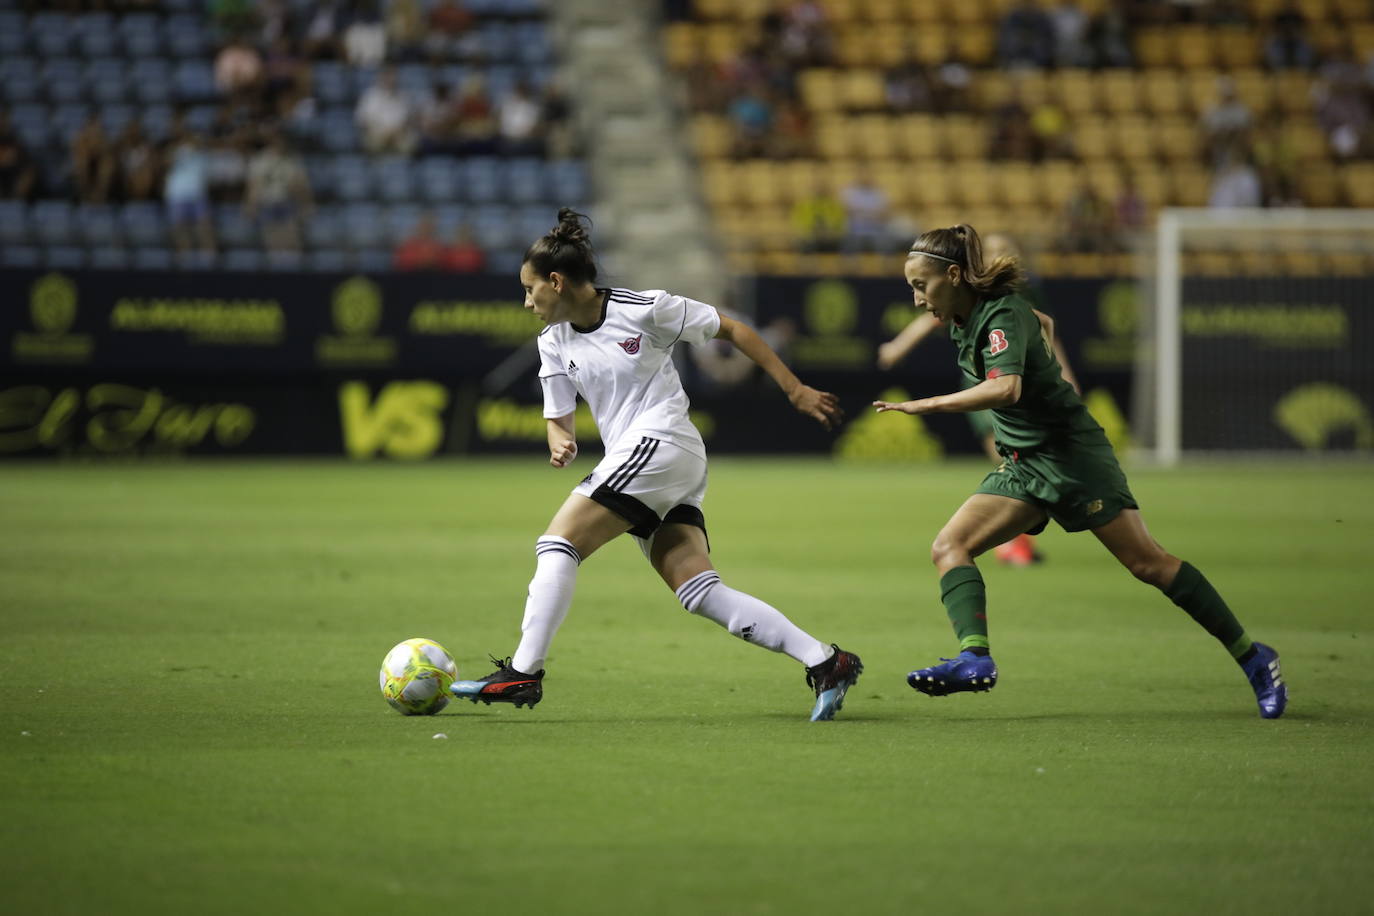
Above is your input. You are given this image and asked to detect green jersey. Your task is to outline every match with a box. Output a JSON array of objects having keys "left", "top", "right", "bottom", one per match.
[{"left": 949, "top": 292, "right": 1101, "bottom": 450}]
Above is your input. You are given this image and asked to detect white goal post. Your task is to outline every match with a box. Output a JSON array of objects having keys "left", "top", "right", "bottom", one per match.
[{"left": 1139, "top": 208, "right": 1374, "bottom": 465}]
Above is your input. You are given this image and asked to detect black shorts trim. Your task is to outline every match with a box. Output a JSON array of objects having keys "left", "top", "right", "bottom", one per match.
[
  {"left": 589, "top": 484, "right": 661, "bottom": 538},
  {"left": 663, "top": 504, "right": 709, "bottom": 552}
]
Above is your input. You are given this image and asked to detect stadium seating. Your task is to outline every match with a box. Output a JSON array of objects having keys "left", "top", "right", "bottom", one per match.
[
  {"left": 666, "top": 0, "right": 1374, "bottom": 276},
  {"left": 2, "top": 0, "right": 584, "bottom": 272}
]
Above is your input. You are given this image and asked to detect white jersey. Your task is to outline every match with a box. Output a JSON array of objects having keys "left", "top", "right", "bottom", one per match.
[{"left": 537, "top": 287, "right": 721, "bottom": 460}]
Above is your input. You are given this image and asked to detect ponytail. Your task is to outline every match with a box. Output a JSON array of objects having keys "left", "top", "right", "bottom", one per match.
[
  {"left": 907, "top": 224, "right": 1024, "bottom": 299},
  {"left": 523, "top": 207, "right": 598, "bottom": 285}
]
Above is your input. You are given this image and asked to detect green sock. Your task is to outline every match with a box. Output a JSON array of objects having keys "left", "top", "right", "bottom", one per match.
[
  {"left": 1164, "top": 561, "right": 1253, "bottom": 660},
  {"left": 940, "top": 565, "right": 989, "bottom": 651}
]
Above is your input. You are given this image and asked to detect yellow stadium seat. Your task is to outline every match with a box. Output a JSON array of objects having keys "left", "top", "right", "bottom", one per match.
[
  {"left": 1135, "top": 28, "right": 1173, "bottom": 67},
  {"left": 814, "top": 115, "right": 859, "bottom": 159},
  {"left": 1054, "top": 70, "right": 1100, "bottom": 115},
  {"left": 1112, "top": 115, "right": 1157, "bottom": 161},
  {"left": 701, "top": 24, "right": 742, "bottom": 63},
  {"left": 1343, "top": 165, "right": 1374, "bottom": 207},
  {"left": 1171, "top": 165, "right": 1211, "bottom": 206},
  {"left": 798, "top": 69, "right": 843, "bottom": 113},
  {"left": 955, "top": 160, "right": 997, "bottom": 207},
  {"left": 1174, "top": 26, "right": 1217, "bottom": 70},
  {"left": 1284, "top": 120, "right": 1328, "bottom": 162},
  {"left": 1273, "top": 72, "right": 1314, "bottom": 114},
  {"left": 781, "top": 160, "right": 826, "bottom": 203},
  {"left": 1072, "top": 120, "right": 1115, "bottom": 161},
  {"left": 1298, "top": 170, "right": 1342, "bottom": 207},
  {"left": 910, "top": 164, "right": 957, "bottom": 208},
  {"left": 1156, "top": 116, "right": 1204, "bottom": 162},
  {"left": 942, "top": 115, "right": 988, "bottom": 159},
  {"left": 1230, "top": 69, "right": 1273, "bottom": 116},
  {"left": 946, "top": 0, "right": 989, "bottom": 25},
  {"left": 820, "top": 0, "right": 864, "bottom": 21},
  {"left": 994, "top": 163, "right": 1042, "bottom": 208},
  {"left": 912, "top": 25, "right": 949, "bottom": 65},
  {"left": 692, "top": 0, "right": 734, "bottom": 19},
  {"left": 841, "top": 69, "right": 888, "bottom": 110},
  {"left": 662, "top": 23, "right": 700, "bottom": 69},
  {"left": 975, "top": 71, "right": 1013, "bottom": 111},
  {"left": 859, "top": 0, "right": 907, "bottom": 20},
  {"left": 1098, "top": 70, "right": 1140, "bottom": 114},
  {"left": 1141, "top": 71, "right": 1187, "bottom": 116},
  {"left": 854, "top": 114, "right": 900, "bottom": 159},
  {"left": 955, "top": 25, "right": 995, "bottom": 66},
  {"left": 738, "top": 160, "right": 785, "bottom": 207},
  {"left": 872, "top": 161, "right": 914, "bottom": 207},
  {"left": 895, "top": 115, "right": 942, "bottom": 158},
  {"left": 833, "top": 27, "right": 871, "bottom": 67},
  {"left": 690, "top": 114, "right": 733, "bottom": 160},
  {"left": 1041, "top": 162, "right": 1081, "bottom": 208},
  {"left": 1214, "top": 28, "right": 1260, "bottom": 68},
  {"left": 1125, "top": 163, "right": 1168, "bottom": 206},
  {"left": 1184, "top": 69, "right": 1225, "bottom": 115},
  {"left": 701, "top": 162, "right": 745, "bottom": 208}
]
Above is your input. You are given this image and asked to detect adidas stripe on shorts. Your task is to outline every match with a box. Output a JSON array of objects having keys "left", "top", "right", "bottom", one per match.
[{"left": 572, "top": 434, "right": 707, "bottom": 542}]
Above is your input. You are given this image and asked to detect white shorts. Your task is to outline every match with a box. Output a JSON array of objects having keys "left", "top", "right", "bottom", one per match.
[{"left": 572, "top": 435, "right": 709, "bottom": 543}]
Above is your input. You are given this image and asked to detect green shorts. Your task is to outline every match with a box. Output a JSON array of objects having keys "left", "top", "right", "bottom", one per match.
[{"left": 976, "top": 436, "right": 1137, "bottom": 533}]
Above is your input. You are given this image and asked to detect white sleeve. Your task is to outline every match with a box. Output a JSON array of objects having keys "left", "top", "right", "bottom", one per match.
[
  {"left": 537, "top": 333, "right": 577, "bottom": 418},
  {"left": 648, "top": 291, "right": 721, "bottom": 349}
]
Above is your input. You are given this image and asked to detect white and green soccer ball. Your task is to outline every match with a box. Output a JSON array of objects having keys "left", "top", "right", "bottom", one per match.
[{"left": 379, "top": 638, "right": 459, "bottom": 716}]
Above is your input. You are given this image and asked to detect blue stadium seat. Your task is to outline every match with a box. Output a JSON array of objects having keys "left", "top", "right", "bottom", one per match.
[
  {"left": 304, "top": 207, "right": 345, "bottom": 248},
  {"left": 0, "top": 201, "right": 30, "bottom": 246},
  {"left": 374, "top": 157, "right": 416, "bottom": 203},
  {"left": 0, "top": 13, "right": 26, "bottom": 56},
  {"left": 165, "top": 15, "right": 209, "bottom": 58},
  {"left": 357, "top": 249, "right": 392, "bottom": 273},
  {"left": 319, "top": 112, "right": 360, "bottom": 153},
  {"left": 119, "top": 15, "right": 164, "bottom": 58},
  {"left": 480, "top": 23, "right": 515, "bottom": 63},
  {"left": 33, "top": 200, "right": 76, "bottom": 246},
  {"left": 1, "top": 247, "right": 43, "bottom": 269},
  {"left": 417, "top": 158, "right": 461, "bottom": 202},
  {"left": 88, "top": 59, "right": 130, "bottom": 105},
  {"left": 487, "top": 249, "right": 523, "bottom": 275},
  {"left": 385, "top": 204, "right": 424, "bottom": 245},
  {"left": 10, "top": 104, "right": 49, "bottom": 149},
  {"left": 215, "top": 207, "right": 257, "bottom": 249},
  {"left": 131, "top": 59, "right": 173, "bottom": 105},
  {"left": 45, "top": 246, "right": 87, "bottom": 269},
  {"left": 100, "top": 105, "right": 137, "bottom": 136},
  {"left": 77, "top": 26, "right": 117, "bottom": 58},
  {"left": 306, "top": 249, "right": 351, "bottom": 273},
  {"left": 121, "top": 203, "right": 169, "bottom": 248},
  {"left": 395, "top": 63, "right": 433, "bottom": 95},
  {"left": 342, "top": 204, "right": 386, "bottom": 249},
  {"left": 132, "top": 248, "right": 174, "bottom": 270},
  {"left": 76, "top": 205, "right": 119, "bottom": 246},
  {"left": 549, "top": 160, "right": 590, "bottom": 205},
  {"left": 333, "top": 155, "right": 374, "bottom": 202},
  {"left": 264, "top": 250, "right": 305, "bottom": 271},
  {"left": 471, "top": 204, "right": 518, "bottom": 250},
  {"left": 141, "top": 105, "right": 175, "bottom": 142},
  {"left": 89, "top": 247, "right": 131, "bottom": 269},
  {"left": 459, "top": 157, "right": 502, "bottom": 204},
  {"left": 52, "top": 104, "right": 92, "bottom": 145},
  {"left": 514, "top": 206, "right": 552, "bottom": 248},
  {"left": 504, "top": 158, "right": 546, "bottom": 204},
  {"left": 173, "top": 61, "right": 219, "bottom": 104},
  {"left": 223, "top": 249, "right": 265, "bottom": 271},
  {"left": 32, "top": 14, "right": 74, "bottom": 57},
  {"left": 313, "top": 62, "right": 352, "bottom": 105}
]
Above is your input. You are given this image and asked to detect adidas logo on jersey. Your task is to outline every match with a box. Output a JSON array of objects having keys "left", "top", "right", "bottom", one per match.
[
  {"left": 617, "top": 334, "right": 642, "bottom": 355},
  {"left": 567, "top": 360, "right": 579, "bottom": 377}
]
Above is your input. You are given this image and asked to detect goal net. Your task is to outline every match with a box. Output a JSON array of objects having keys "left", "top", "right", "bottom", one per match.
[{"left": 1135, "top": 208, "right": 1374, "bottom": 464}]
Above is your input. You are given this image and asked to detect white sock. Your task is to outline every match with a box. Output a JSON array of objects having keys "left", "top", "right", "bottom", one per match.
[
  {"left": 511, "top": 536, "right": 580, "bottom": 674},
  {"left": 675, "top": 570, "right": 832, "bottom": 667}
]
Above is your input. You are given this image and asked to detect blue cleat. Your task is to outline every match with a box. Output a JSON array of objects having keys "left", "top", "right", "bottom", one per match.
[
  {"left": 805, "top": 645, "right": 863, "bottom": 722},
  {"left": 1241, "top": 642, "right": 1287, "bottom": 719},
  {"left": 907, "top": 651, "right": 998, "bottom": 696}
]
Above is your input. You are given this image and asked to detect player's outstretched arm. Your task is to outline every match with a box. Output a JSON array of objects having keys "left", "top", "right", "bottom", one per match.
[
  {"left": 546, "top": 413, "right": 577, "bottom": 468},
  {"left": 715, "top": 314, "right": 843, "bottom": 429},
  {"left": 877, "top": 311, "right": 942, "bottom": 370},
  {"left": 874, "top": 374, "right": 1022, "bottom": 415}
]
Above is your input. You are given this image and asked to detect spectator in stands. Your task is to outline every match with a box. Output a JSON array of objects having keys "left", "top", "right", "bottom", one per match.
[
  {"left": 453, "top": 74, "right": 499, "bottom": 155},
  {"left": 1208, "top": 150, "right": 1263, "bottom": 207},
  {"left": 426, "top": 0, "right": 475, "bottom": 63},
  {"left": 1113, "top": 174, "right": 1146, "bottom": 239},
  {"left": 387, "top": 0, "right": 425, "bottom": 61},
  {"left": 114, "top": 118, "right": 162, "bottom": 202},
  {"left": 258, "top": 0, "right": 295, "bottom": 48},
  {"left": 1314, "top": 42, "right": 1372, "bottom": 159},
  {"left": 1049, "top": 0, "right": 1091, "bottom": 66},
  {"left": 728, "top": 81, "right": 775, "bottom": 159},
  {"left": 1264, "top": 3, "right": 1317, "bottom": 70},
  {"left": 345, "top": 0, "right": 387, "bottom": 68},
  {"left": 164, "top": 133, "right": 217, "bottom": 255},
  {"left": 244, "top": 133, "right": 312, "bottom": 252},
  {"left": 791, "top": 180, "right": 845, "bottom": 253},
  {"left": 988, "top": 91, "right": 1037, "bottom": 160},
  {"left": 71, "top": 114, "right": 116, "bottom": 204},
  {"left": 840, "top": 175, "right": 891, "bottom": 256},
  {"left": 933, "top": 43, "right": 974, "bottom": 112},
  {"left": 1084, "top": 0, "right": 1133, "bottom": 68},
  {"left": 215, "top": 38, "right": 265, "bottom": 103},
  {"left": 1058, "top": 182, "right": 1115, "bottom": 252},
  {"left": 1199, "top": 76, "right": 1252, "bottom": 167},
  {"left": 541, "top": 79, "right": 578, "bottom": 159},
  {"left": 393, "top": 212, "right": 445, "bottom": 270},
  {"left": 769, "top": 98, "right": 813, "bottom": 159},
  {"left": 0, "top": 109, "right": 38, "bottom": 201},
  {"left": 1029, "top": 97, "right": 1072, "bottom": 159},
  {"left": 781, "top": 0, "right": 833, "bottom": 67},
  {"left": 884, "top": 48, "right": 935, "bottom": 113},
  {"left": 440, "top": 223, "right": 487, "bottom": 273},
  {"left": 356, "top": 67, "right": 416, "bottom": 155},
  {"left": 497, "top": 80, "right": 545, "bottom": 157},
  {"left": 418, "top": 83, "right": 462, "bottom": 156},
  {"left": 302, "top": 0, "right": 346, "bottom": 60},
  {"left": 997, "top": 0, "right": 1056, "bottom": 69},
  {"left": 262, "top": 36, "right": 312, "bottom": 117}
]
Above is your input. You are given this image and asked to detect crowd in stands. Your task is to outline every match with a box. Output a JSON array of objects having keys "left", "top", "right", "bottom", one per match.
[
  {"left": 667, "top": 0, "right": 1374, "bottom": 269},
  {"left": 1, "top": 0, "right": 577, "bottom": 271}
]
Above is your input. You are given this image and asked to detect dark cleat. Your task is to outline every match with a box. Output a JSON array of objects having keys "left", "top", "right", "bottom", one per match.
[
  {"left": 1241, "top": 642, "right": 1287, "bottom": 719},
  {"left": 806, "top": 645, "right": 863, "bottom": 721},
  {"left": 907, "top": 651, "right": 998, "bottom": 697},
  {"left": 450, "top": 656, "right": 544, "bottom": 709}
]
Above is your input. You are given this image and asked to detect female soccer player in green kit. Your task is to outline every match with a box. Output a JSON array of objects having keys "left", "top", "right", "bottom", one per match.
[{"left": 873, "top": 224, "right": 1288, "bottom": 719}]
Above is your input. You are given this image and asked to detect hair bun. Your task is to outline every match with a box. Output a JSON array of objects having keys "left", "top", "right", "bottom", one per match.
[{"left": 552, "top": 208, "right": 592, "bottom": 248}]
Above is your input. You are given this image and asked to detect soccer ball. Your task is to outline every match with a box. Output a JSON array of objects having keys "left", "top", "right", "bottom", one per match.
[{"left": 379, "top": 638, "right": 459, "bottom": 716}]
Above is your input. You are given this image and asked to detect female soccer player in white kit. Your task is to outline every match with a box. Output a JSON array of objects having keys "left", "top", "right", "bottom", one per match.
[{"left": 451, "top": 209, "right": 864, "bottom": 721}]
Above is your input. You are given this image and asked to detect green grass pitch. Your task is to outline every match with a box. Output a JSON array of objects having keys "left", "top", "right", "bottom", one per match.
[{"left": 2, "top": 458, "right": 1372, "bottom": 915}]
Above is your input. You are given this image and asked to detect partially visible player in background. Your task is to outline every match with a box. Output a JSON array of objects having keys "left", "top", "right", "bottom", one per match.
[
  {"left": 451, "top": 209, "right": 863, "bottom": 721},
  {"left": 873, "top": 223, "right": 1287, "bottom": 719},
  {"left": 878, "top": 233, "right": 1079, "bottom": 566}
]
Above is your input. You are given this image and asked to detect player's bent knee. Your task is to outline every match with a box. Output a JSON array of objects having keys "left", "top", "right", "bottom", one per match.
[{"left": 1124, "top": 554, "right": 1172, "bottom": 588}]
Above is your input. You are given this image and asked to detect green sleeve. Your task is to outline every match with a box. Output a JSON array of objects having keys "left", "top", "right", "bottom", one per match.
[{"left": 979, "top": 300, "right": 1039, "bottom": 380}]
